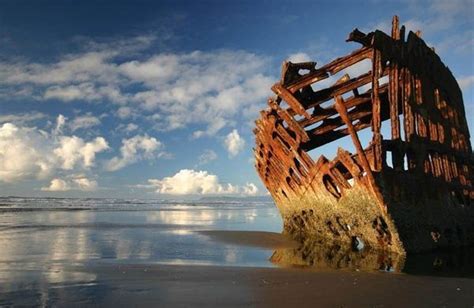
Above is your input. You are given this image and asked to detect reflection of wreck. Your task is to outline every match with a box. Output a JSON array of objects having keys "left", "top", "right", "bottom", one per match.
[
  {"left": 254, "top": 16, "right": 473, "bottom": 254},
  {"left": 270, "top": 239, "right": 474, "bottom": 276},
  {"left": 271, "top": 239, "right": 405, "bottom": 273}
]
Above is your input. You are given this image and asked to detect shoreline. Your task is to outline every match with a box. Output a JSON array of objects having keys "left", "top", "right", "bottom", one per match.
[
  {"left": 3, "top": 263, "right": 471, "bottom": 307},
  {"left": 1, "top": 205, "right": 473, "bottom": 307}
]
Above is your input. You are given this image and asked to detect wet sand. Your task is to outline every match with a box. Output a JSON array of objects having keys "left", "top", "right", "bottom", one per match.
[
  {"left": 1, "top": 199, "right": 473, "bottom": 307},
  {"left": 5, "top": 263, "right": 470, "bottom": 307},
  {"left": 199, "top": 230, "right": 299, "bottom": 249}
]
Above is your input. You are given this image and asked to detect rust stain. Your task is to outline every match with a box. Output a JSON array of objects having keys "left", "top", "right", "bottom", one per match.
[{"left": 254, "top": 16, "right": 474, "bottom": 254}]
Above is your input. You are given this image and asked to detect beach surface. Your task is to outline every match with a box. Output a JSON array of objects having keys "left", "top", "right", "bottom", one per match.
[
  {"left": 3, "top": 263, "right": 474, "bottom": 307},
  {"left": 0, "top": 197, "right": 473, "bottom": 307}
]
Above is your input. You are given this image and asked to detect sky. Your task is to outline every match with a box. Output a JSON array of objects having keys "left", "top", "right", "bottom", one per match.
[{"left": 0, "top": 0, "right": 473, "bottom": 198}]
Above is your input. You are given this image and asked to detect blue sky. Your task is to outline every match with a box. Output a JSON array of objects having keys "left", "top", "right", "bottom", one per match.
[{"left": 0, "top": 0, "right": 472, "bottom": 198}]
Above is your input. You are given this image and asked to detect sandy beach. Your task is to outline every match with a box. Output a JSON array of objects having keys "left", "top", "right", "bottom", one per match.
[
  {"left": 4, "top": 263, "right": 473, "bottom": 307},
  {"left": 0, "top": 197, "right": 473, "bottom": 307}
]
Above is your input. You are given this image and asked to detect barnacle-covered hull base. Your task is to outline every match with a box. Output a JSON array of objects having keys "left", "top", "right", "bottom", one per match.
[{"left": 254, "top": 16, "right": 474, "bottom": 254}]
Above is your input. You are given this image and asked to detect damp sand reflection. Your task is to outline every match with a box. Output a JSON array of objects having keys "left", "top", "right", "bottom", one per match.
[
  {"left": 0, "top": 198, "right": 281, "bottom": 303},
  {"left": 0, "top": 197, "right": 473, "bottom": 306}
]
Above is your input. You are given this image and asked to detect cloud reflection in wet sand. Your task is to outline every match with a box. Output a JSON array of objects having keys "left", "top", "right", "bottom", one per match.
[
  {"left": 0, "top": 200, "right": 281, "bottom": 305},
  {"left": 1, "top": 199, "right": 473, "bottom": 306}
]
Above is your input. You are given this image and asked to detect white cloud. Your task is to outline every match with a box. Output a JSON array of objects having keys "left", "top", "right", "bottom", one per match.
[
  {"left": 44, "top": 84, "right": 85, "bottom": 101},
  {"left": 369, "top": 0, "right": 470, "bottom": 37},
  {"left": 54, "top": 114, "right": 67, "bottom": 135},
  {"left": 0, "top": 123, "right": 56, "bottom": 182},
  {"left": 0, "top": 45, "right": 273, "bottom": 136},
  {"left": 242, "top": 182, "right": 259, "bottom": 196},
  {"left": 118, "top": 54, "right": 180, "bottom": 84},
  {"left": 1, "top": 51, "right": 115, "bottom": 85},
  {"left": 435, "top": 30, "right": 473, "bottom": 55},
  {"left": 125, "top": 123, "right": 139, "bottom": 132},
  {"left": 287, "top": 52, "right": 311, "bottom": 63},
  {"left": 72, "top": 176, "right": 98, "bottom": 191},
  {"left": 197, "top": 149, "right": 218, "bottom": 165},
  {"left": 148, "top": 169, "right": 236, "bottom": 195},
  {"left": 41, "top": 178, "right": 70, "bottom": 191},
  {"left": 116, "top": 123, "right": 139, "bottom": 134},
  {"left": 43, "top": 83, "right": 126, "bottom": 103},
  {"left": 428, "top": 0, "right": 471, "bottom": 24},
  {"left": 54, "top": 136, "right": 109, "bottom": 170},
  {"left": 224, "top": 129, "right": 245, "bottom": 157},
  {"left": 0, "top": 112, "right": 47, "bottom": 125},
  {"left": 459, "top": 75, "right": 474, "bottom": 92},
  {"left": 116, "top": 106, "right": 134, "bottom": 119},
  {"left": 127, "top": 52, "right": 273, "bottom": 134},
  {"left": 0, "top": 117, "right": 109, "bottom": 183},
  {"left": 106, "top": 134, "right": 162, "bottom": 171},
  {"left": 0, "top": 35, "right": 153, "bottom": 103},
  {"left": 69, "top": 114, "right": 101, "bottom": 131},
  {"left": 41, "top": 176, "right": 98, "bottom": 192},
  {"left": 147, "top": 169, "right": 258, "bottom": 196}
]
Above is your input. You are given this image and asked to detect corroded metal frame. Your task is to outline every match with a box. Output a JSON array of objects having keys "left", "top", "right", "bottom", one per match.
[{"left": 254, "top": 16, "right": 473, "bottom": 254}]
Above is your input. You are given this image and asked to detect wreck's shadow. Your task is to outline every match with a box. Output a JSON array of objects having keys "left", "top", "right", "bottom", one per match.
[
  {"left": 402, "top": 247, "right": 474, "bottom": 278},
  {"left": 270, "top": 239, "right": 474, "bottom": 278}
]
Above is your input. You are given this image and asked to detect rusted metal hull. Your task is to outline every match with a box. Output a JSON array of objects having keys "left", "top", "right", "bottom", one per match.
[{"left": 254, "top": 16, "right": 474, "bottom": 254}]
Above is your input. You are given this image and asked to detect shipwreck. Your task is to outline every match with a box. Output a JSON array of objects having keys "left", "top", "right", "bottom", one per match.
[{"left": 254, "top": 16, "right": 474, "bottom": 254}]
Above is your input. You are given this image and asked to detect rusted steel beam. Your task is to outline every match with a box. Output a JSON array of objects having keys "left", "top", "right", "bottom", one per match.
[
  {"left": 271, "top": 83, "right": 311, "bottom": 119},
  {"left": 307, "top": 108, "right": 372, "bottom": 136},
  {"left": 302, "top": 91, "right": 391, "bottom": 150},
  {"left": 283, "top": 48, "right": 372, "bottom": 94},
  {"left": 286, "top": 70, "right": 329, "bottom": 93},
  {"left": 268, "top": 98, "right": 310, "bottom": 143},
  {"left": 389, "top": 16, "right": 401, "bottom": 143},
  {"left": 302, "top": 71, "right": 374, "bottom": 109},
  {"left": 336, "top": 148, "right": 363, "bottom": 179},
  {"left": 298, "top": 84, "right": 389, "bottom": 128},
  {"left": 320, "top": 47, "right": 373, "bottom": 75},
  {"left": 303, "top": 69, "right": 389, "bottom": 110},
  {"left": 334, "top": 96, "right": 386, "bottom": 212}
]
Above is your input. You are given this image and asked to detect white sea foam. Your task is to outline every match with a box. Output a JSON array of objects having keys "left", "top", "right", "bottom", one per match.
[{"left": 0, "top": 196, "right": 274, "bottom": 212}]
